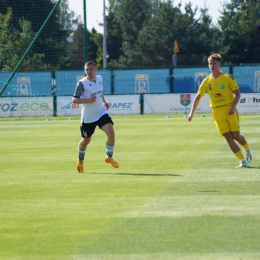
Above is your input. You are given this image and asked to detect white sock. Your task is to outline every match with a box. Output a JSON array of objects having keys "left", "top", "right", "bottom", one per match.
[
  {"left": 78, "top": 149, "right": 85, "bottom": 161},
  {"left": 106, "top": 145, "right": 114, "bottom": 158}
]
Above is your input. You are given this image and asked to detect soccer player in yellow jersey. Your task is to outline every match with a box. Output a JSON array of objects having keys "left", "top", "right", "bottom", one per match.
[{"left": 188, "top": 53, "right": 252, "bottom": 168}]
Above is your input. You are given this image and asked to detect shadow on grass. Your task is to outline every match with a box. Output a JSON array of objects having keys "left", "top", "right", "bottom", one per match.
[
  {"left": 115, "top": 173, "right": 182, "bottom": 177},
  {"left": 245, "top": 166, "right": 260, "bottom": 169},
  {"left": 88, "top": 172, "right": 182, "bottom": 177},
  {"left": 198, "top": 190, "right": 219, "bottom": 193}
]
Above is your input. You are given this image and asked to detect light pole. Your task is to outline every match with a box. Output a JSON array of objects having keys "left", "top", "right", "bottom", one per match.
[
  {"left": 103, "top": 0, "right": 107, "bottom": 69},
  {"left": 83, "top": 0, "right": 88, "bottom": 63}
]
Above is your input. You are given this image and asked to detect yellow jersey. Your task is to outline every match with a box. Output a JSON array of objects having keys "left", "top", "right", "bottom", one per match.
[{"left": 197, "top": 72, "right": 239, "bottom": 108}]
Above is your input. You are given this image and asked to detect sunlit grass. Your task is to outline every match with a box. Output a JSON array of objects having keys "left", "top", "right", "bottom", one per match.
[{"left": 0, "top": 114, "right": 260, "bottom": 259}]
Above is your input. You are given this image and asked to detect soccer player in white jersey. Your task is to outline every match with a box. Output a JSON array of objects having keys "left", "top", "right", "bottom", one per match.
[
  {"left": 72, "top": 61, "right": 119, "bottom": 173},
  {"left": 188, "top": 54, "right": 252, "bottom": 168}
]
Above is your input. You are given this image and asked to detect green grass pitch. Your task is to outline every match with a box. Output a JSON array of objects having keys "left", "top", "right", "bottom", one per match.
[{"left": 0, "top": 114, "right": 260, "bottom": 260}]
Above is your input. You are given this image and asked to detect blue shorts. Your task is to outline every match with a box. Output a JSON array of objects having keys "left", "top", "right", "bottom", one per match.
[{"left": 80, "top": 114, "right": 113, "bottom": 138}]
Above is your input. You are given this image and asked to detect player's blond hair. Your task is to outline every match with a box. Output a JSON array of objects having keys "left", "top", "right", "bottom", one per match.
[{"left": 208, "top": 54, "right": 221, "bottom": 62}]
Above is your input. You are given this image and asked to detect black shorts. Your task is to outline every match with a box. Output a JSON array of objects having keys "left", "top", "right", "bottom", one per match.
[{"left": 80, "top": 114, "right": 114, "bottom": 138}]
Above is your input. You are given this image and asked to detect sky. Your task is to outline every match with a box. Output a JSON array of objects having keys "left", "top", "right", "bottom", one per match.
[{"left": 68, "top": 0, "right": 226, "bottom": 33}]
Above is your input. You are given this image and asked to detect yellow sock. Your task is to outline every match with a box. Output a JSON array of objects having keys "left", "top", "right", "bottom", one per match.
[
  {"left": 234, "top": 150, "right": 244, "bottom": 160},
  {"left": 241, "top": 142, "right": 249, "bottom": 150}
]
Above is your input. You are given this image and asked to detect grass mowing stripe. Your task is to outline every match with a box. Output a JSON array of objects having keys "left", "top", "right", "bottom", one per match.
[{"left": 122, "top": 195, "right": 260, "bottom": 217}]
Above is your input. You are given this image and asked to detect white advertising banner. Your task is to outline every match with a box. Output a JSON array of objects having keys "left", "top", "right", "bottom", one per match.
[
  {"left": 56, "top": 96, "right": 81, "bottom": 116},
  {"left": 0, "top": 97, "right": 53, "bottom": 117},
  {"left": 106, "top": 95, "right": 139, "bottom": 114},
  {"left": 144, "top": 93, "right": 211, "bottom": 114},
  {"left": 237, "top": 93, "right": 260, "bottom": 113},
  {"left": 144, "top": 93, "right": 260, "bottom": 114},
  {"left": 1, "top": 93, "right": 259, "bottom": 118},
  {"left": 57, "top": 95, "right": 140, "bottom": 116}
]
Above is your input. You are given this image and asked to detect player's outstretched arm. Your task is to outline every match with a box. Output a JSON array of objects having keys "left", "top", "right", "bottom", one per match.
[
  {"left": 187, "top": 95, "right": 202, "bottom": 121},
  {"left": 101, "top": 95, "right": 109, "bottom": 110}
]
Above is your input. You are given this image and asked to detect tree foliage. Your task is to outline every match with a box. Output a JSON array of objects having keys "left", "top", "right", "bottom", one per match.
[
  {"left": 0, "top": 0, "right": 77, "bottom": 71},
  {"left": 106, "top": 10, "right": 123, "bottom": 67},
  {"left": 0, "top": 9, "right": 47, "bottom": 71},
  {"left": 110, "top": 0, "right": 152, "bottom": 67},
  {"left": 104, "top": 0, "right": 260, "bottom": 67},
  {"left": 218, "top": 0, "right": 260, "bottom": 64},
  {"left": 59, "top": 0, "right": 81, "bottom": 34},
  {"left": 0, "top": 0, "right": 259, "bottom": 72},
  {"left": 107, "top": 0, "right": 222, "bottom": 67},
  {"left": 69, "top": 25, "right": 100, "bottom": 69}
]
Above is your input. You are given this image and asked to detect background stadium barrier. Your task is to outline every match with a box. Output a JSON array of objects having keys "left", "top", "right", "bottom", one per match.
[
  {"left": 0, "top": 65, "right": 260, "bottom": 97},
  {"left": 0, "top": 93, "right": 259, "bottom": 117},
  {"left": 0, "top": 65, "right": 260, "bottom": 117}
]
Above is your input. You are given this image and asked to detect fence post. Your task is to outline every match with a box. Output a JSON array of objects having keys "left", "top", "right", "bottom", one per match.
[
  {"left": 111, "top": 69, "right": 114, "bottom": 95},
  {"left": 170, "top": 67, "right": 174, "bottom": 93},
  {"left": 52, "top": 71, "right": 57, "bottom": 116},
  {"left": 229, "top": 65, "right": 233, "bottom": 75},
  {"left": 139, "top": 93, "right": 144, "bottom": 115}
]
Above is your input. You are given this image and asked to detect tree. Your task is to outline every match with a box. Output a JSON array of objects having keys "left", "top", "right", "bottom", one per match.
[
  {"left": 109, "top": 0, "right": 153, "bottom": 67},
  {"left": 109, "top": 0, "right": 220, "bottom": 67},
  {"left": 59, "top": 0, "right": 81, "bottom": 34},
  {"left": 69, "top": 24, "right": 85, "bottom": 70},
  {"left": 176, "top": 2, "right": 221, "bottom": 65},
  {"left": 0, "top": 9, "right": 47, "bottom": 71},
  {"left": 218, "top": 0, "right": 260, "bottom": 64},
  {"left": 0, "top": 0, "right": 76, "bottom": 70},
  {"left": 89, "top": 29, "right": 103, "bottom": 68},
  {"left": 106, "top": 10, "right": 123, "bottom": 67},
  {"left": 69, "top": 25, "right": 100, "bottom": 70}
]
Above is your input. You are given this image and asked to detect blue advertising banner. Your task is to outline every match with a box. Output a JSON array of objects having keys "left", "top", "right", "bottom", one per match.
[
  {"left": 113, "top": 69, "right": 170, "bottom": 94},
  {"left": 55, "top": 70, "right": 112, "bottom": 96},
  {"left": 0, "top": 72, "right": 52, "bottom": 97}
]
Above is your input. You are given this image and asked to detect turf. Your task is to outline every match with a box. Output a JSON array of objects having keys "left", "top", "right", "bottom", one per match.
[{"left": 0, "top": 114, "right": 260, "bottom": 260}]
